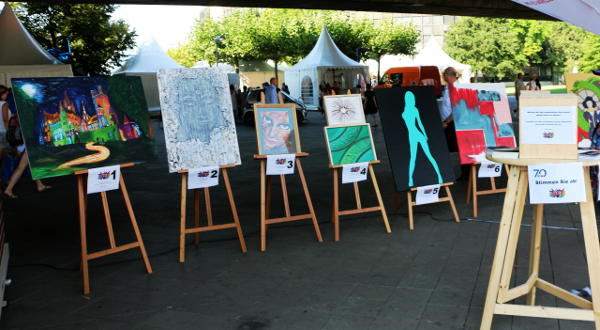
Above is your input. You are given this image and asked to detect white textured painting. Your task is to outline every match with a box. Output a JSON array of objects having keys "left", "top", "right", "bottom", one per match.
[
  {"left": 157, "top": 68, "right": 241, "bottom": 172},
  {"left": 324, "top": 94, "right": 366, "bottom": 125}
]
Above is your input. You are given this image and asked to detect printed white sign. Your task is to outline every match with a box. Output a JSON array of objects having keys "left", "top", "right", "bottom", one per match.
[
  {"left": 478, "top": 161, "right": 503, "bottom": 178},
  {"left": 87, "top": 165, "right": 121, "bottom": 194},
  {"left": 415, "top": 185, "right": 440, "bottom": 205},
  {"left": 521, "top": 105, "right": 577, "bottom": 145},
  {"left": 341, "top": 162, "right": 369, "bottom": 184},
  {"left": 266, "top": 154, "right": 295, "bottom": 175},
  {"left": 528, "top": 163, "right": 586, "bottom": 204},
  {"left": 188, "top": 166, "right": 219, "bottom": 190}
]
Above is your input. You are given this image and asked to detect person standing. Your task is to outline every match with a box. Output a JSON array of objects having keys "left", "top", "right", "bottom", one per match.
[
  {"left": 526, "top": 73, "right": 541, "bottom": 91},
  {"left": 515, "top": 73, "right": 526, "bottom": 100},
  {"left": 0, "top": 86, "right": 10, "bottom": 169},
  {"left": 363, "top": 84, "right": 379, "bottom": 127},
  {"left": 440, "top": 67, "right": 469, "bottom": 179},
  {"left": 260, "top": 77, "right": 284, "bottom": 104}
]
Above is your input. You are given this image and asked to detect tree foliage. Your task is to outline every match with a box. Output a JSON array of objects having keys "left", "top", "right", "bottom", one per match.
[
  {"left": 169, "top": 9, "right": 419, "bottom": 78},
  {"left": 13, "top": 3, "right": 136, "bottom": 75},
  {"left": 446, "top": 17, "right": 595, "bottom": 80}
]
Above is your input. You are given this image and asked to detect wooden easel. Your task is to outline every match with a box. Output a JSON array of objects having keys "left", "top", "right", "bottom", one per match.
[
  {"left": 330, "top": 161, "right": 390, "bottom": 241},
  {"left": 76, "top": 163, "right": 152, "bottom": 295},
  {"left": 481, "top": 158, "right": 600, "bottom": 329},
  {"left": 178, "top": 165, "right": 247, "bottom": 262},
  {"left": 466, "top": 163, "right": 508, "bottom": 218},
  {"left": 392, "top": 182, "right": 460, "bottom": 230},
  {"left": 255, "top": 152, "right": 323, "bottom": 251}
]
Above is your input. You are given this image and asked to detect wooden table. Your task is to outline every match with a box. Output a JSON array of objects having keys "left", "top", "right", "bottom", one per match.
[{"left": 481, "top": 152, "right": 600, "bottom": 329}]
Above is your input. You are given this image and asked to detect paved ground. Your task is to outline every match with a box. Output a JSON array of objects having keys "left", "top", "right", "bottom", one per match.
[{"left": 0, "top": 114, "right": 596, "bottom": 330}]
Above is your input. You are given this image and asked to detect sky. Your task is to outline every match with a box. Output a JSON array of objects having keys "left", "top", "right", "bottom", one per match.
[{"left": 112, "top": 5, "right": 206, "bottom": 52}]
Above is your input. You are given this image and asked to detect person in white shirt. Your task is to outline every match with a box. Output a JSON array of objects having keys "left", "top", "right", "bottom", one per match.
[{"left": 440, "top": 67, "right": 458, "bottom": 151}]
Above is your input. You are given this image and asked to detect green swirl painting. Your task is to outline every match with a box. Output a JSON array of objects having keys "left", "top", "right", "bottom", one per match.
[{"left": 325, "top": 124, "right": 376, "bottom": 166}]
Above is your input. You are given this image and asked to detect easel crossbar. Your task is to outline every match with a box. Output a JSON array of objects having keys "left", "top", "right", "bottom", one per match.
[
  {"left": 87, "top": 242, "right": 140, "bottom": 260},
  {"left": 185, "top": 223, "right": 237, "bottom": 234},
  {"left": 266, "top": 214, "right": 313, "bottom": 224},
  {"left": 494, "top": 304, "right": 595, "bottom": 321},
  {"left": 338, "top": 206, "right": 381, "bottom": 216}
]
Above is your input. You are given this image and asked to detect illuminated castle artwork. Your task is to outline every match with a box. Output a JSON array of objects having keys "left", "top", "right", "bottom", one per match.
[{"left": 40, "top": 86, "right": 142, "bottom": 146}]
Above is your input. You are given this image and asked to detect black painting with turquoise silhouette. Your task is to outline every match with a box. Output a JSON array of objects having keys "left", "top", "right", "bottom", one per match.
[
  {"left": 375, "top": 86, "right": 454, "bottom": 191},
  {"left": 11, "top": 76, "right": 156, "bottom": 180}
]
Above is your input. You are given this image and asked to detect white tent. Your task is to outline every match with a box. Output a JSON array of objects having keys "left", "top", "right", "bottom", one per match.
[
  {"left": 114, "top": 39, "right": 182, "bottom": 112},
  {"left": 365, "top": 55, "right": 417, "bottom": 80},
  {"left": 285, "top": 27, "right": 369, "bottom": 106},
  {"left": 0, "top": 4, "right": 72, "bottom": 86},
  {"left": 413, "top": 37, "right": 472, "bottom": 83}
]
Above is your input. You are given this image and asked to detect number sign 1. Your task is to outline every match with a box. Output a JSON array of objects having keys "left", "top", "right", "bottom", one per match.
[
  {"left": 266, "top": 154, "right": 296, "bottom": 175},
  {"left": 87, "top": 165, "right": 121, "bottom": 194},
  {"left": 188, "top": 166, "right": 220, "bottom": 190}
]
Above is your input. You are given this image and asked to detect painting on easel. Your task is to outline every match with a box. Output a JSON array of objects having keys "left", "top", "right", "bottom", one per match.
[
  {"left": 375, "top": 86, "right": 455, "bottom": 191},
  {"left": 157, "top": 68, "right": 241, "bottom": 172},
  {"left": 565, "top": 73, "right": 600, "bottom": 148},
  {"left": 451, "top": 83, "right": 516, "bottom": 164},
  {"left": 323, "top": 94, "right": 366, "bottom": 125},
  {"left": 254, "top": 104, "right": 301, "bottom": 155},
  {"left": 324, "top": 123, "right": 376, "bottom": 166},
  {"left": 11, "top": 76, "right": 155, "bottom": 180}
]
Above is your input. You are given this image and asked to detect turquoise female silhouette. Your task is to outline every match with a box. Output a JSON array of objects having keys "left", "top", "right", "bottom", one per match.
[{"left": 402, "top": 91, "right": 442, "bottom": 186}]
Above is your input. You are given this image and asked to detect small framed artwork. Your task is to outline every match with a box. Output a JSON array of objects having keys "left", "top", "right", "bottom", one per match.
[
  {"left": 323, "top": 94, "right": 366, "bottom": 125},
  {"left": 254, "top": 104, "right": 301, "bottom": 155},
  {"left": 324, "top": 123, "right": 377, "bottom": 166}
]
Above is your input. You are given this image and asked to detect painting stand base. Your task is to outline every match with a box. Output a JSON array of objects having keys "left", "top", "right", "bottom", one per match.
[
  {"left": 75, "top": 163, "right": 152, "bottom": 295},
  {"left": 178, "top": 165, "right": 247, "bottom": 263},
  {"left": 466, "top": 164, "right": 508, "bottom": 218},
  {"left": 255, "top": 153, "right": 323, "bottom": 252},
  {"left": 393, "top": 183, "right": 460, "bottom": 230},
  {"left": 330, "top": 161, "right": 391, "bottom": 241},
  {"left": 481, "top": 164, "right": 600, "bottom": 329}
]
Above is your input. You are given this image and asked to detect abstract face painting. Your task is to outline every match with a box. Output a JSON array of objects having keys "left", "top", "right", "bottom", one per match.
[
  {"left": 11, "top": 76, "right": 155, "bottom": 180},
  {"left": 324, "top": 124, "right": 376, "bottom": 166},
  {"left": 565, "top": 73, "right": 600, "bottom": 148},
  {"left": 254, "top": 104, "right": 300, "bottom": 155},
  {"left": 157, "top": 68, "right": 241, "bottom": 172},
  {"left": 324, "top": 95, "right": 366, "bottom": 125},
  {"left": 451, "top": 83, "right": 516, "bottom": 164}
]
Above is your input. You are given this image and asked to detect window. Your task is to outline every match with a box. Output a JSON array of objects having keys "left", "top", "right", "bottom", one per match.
[{"left": 301, "top": 76, "right": 314, "bottom": 104}]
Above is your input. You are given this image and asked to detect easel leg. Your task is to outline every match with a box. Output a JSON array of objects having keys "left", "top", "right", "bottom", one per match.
[
  {"left": 467, "top": 168, "right": 472, "bottom": 204},
  {"left": 179, "top": 174, "right": 187, "bottom": 263},
  {"left": 280, "top": 175, "right": 291, "bottom": 218},
  {"left": 119, "top": 175, "right": 152, "bottom": 274},
  {"left": 579, "top": 170, "right": 600, "bottom": 328},
  {"left": 353, "top": 182, "right": 362, "bottom": 209},
  {"left": 193, "top": 189, "right": 200, "bottom": 245},
  {"left": 260, "top": 160, "right": 267, "bottom": 252},
  {"left": 332, "top": 168, "right": 340, "bottom": 241},
  {"left": 406, "top": 191, "right": 414, "bottom": 231},
  {"left": 526, "top": 204, "right": 544, "bottom": 305},
  {"left": 100, "top": 192, "right": 116, "bottom": 248},
  {"left": 77, "top": 175, "right": 90, "bottom": 295},
  {"left": 204, "top": 188, "right": 213, "bottom": 226},
  {"left": 222, "top": 168, "right": 247, "bottom": 253},
  {"left": 265, "top": 175, "right": 272, "bottom": 221},
  {"left": 296, "top": 159, "right": 323, "bottom": 243},
  {"left": 471, "top": 164, "right": 478, "bottom": 218},
  {"left": 369, "top": 166, "right": 391, "bottom": 234},
  {"left": 445, "top": 185, "right": 460, "bottom": 223},
  {"left": 480, "top": 166, "right": 523, "bottom": 330}
]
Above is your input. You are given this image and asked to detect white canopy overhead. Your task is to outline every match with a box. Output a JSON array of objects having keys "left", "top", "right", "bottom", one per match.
[
  {"left": 0, "top": 4, "right": 60, "bottom": 65},
  {"left": 512, "top": 0, "right": 600, "bottom": 36},
  {"left": 413, "top": 37, "right": 472, "bottom": 83},
  {"left": 114, "top": 39, "right": 182, "bottom": 112},
  {"left": 285, "top": 27, "right": 369, "bottom": 106}
]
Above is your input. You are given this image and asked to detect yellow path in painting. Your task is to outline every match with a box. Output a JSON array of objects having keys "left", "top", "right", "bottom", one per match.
[{"left": 58, "top": 142, "right": 110, "bottom": 169}]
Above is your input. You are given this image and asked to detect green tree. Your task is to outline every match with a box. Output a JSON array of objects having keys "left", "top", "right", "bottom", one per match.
[
  {"left": 13, "top": 3, "right": 136, "bottom": 75},
  {"left": 579, "top": 34, "right": 600, "bottom": 73},
  {"left": 364, "top": 19, "right": 420, "bottom": 80},
  {"left": 446, "top": 17, "right": 528, "bottom": 80}
]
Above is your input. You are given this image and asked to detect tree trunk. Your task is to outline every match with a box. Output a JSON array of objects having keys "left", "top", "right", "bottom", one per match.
[
  {"left": 274, "top": 61, "right": 279, "bottom": 81},
  {"left": 377, "top": 57, "right": 381, "bottom": 83},
  {"left": 234, "top": 57, "right": 240, "bottom": 73}
]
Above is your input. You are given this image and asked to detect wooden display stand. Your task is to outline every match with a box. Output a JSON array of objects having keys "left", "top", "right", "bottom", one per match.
[
  {"left": 330, "top": 161, "right": 390, "bottom": 241},
  {"left": 481, "top": 156, "right": 600, "bottom": 329},
  {"left": 254, "top": 152, "right": 323, "bottom": 251},
  {"left": 178, "top": 165, "right": 247, "bottom": 263},
  {"left": 76, "top": 163, "right": 152, "bottom": 295},
  {"left": 466, "top": 163, "right": 508, "bottom": 218},
  {"left": 392, "top": 182, "right": 460, "bottom": 230}
]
